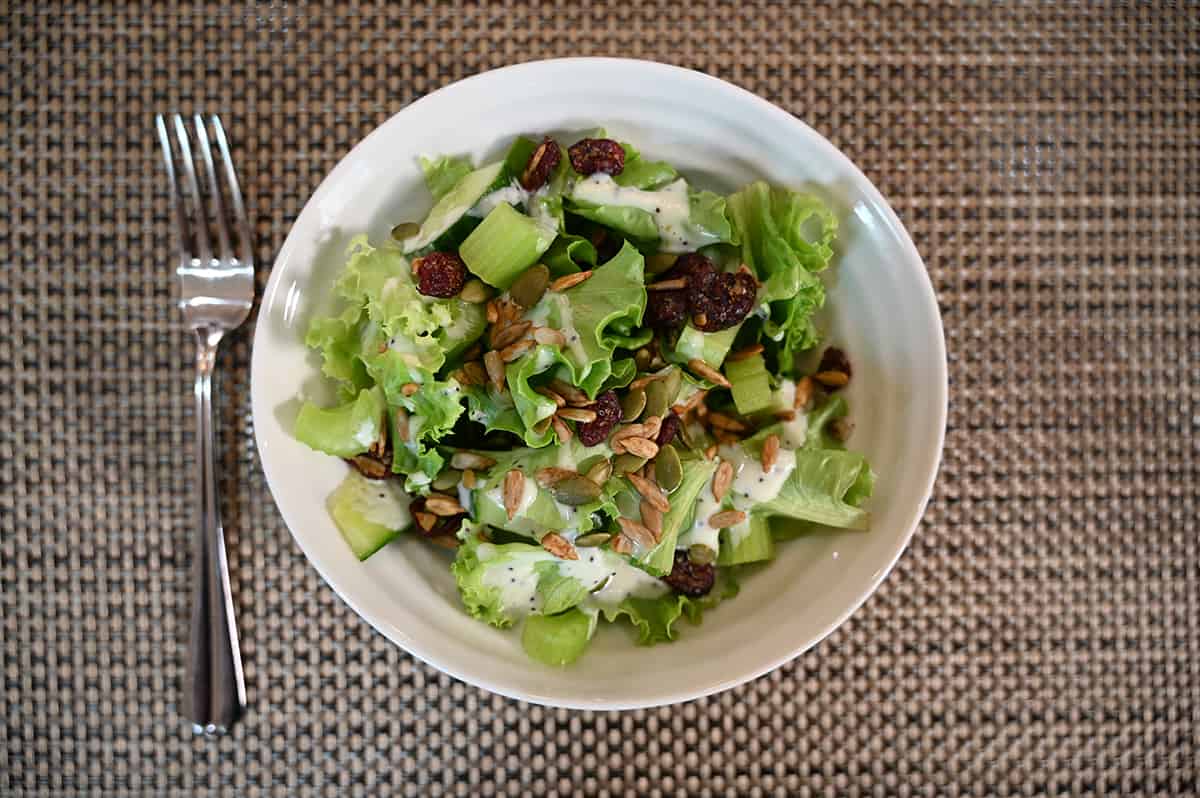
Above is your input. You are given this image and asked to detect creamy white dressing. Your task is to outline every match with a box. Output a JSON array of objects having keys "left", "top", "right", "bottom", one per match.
[
  {"left": 478, "top": 545, "right": 667, "bottom": 617},
  {"left": 677, "top": 442, "right": 799, "bottom": 550},
  {"left": 353, "top": 420, "right": 378, "bottom": 448},
  {"left": 526, "top": 293, "right": 586, "bottom": 366},
  {"left": 469, "top": 183, "right": 529, "bottom": 217},
  {"left": 456, "top": 481, "right": 475, "bottom": 516},
  {"left": 570, "top": 174, "right": 701, "bottom": 253}
]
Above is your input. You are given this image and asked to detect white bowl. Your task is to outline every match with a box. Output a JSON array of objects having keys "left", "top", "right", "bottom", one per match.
[{"left": 251, "top": 58, "right": 947, "bottom": 710}]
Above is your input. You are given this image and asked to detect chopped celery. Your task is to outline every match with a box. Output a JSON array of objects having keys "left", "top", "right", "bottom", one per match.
[
  {"left": 718, "top": 514, "right": 775, "bottom": 566},
  {"left": 459, "top": 203, "right": 555, "bottom": 289},
  {"left": 403, "top": 161, "right": 503, "bottom": 253},
  {"left": 724, "top": 352, "right": 773, "bottom": 415},
  {"left": 327, "top": 471, "right": 411, "bottom": 560},
  {"left": 674, "top": 323, "right": 741, "bottom": 368}
]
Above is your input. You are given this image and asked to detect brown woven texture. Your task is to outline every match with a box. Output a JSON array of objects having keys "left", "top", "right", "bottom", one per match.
[{"left": 2, "top": 1, "right": 1198, "bottom": 795}]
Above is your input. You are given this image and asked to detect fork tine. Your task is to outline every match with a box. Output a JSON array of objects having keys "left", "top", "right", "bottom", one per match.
[
  {"left": 192, "top": 114, "right": 233, "bottom": 264},
  {"left": 171, "top": 113, "right": 213, "bottom": 266},
  {"left": 209, "top": 115, "right": 254, "bottom": 269},
  {"left": 155, "top": 114, "right": 190, "bottom": 269}
]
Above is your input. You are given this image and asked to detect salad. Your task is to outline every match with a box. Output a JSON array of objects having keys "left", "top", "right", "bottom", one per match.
[{"left": 294, "top": 132, "right": 874, "bottom": 666}]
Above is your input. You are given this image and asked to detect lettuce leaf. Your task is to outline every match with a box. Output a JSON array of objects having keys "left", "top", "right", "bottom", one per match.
[
  {"left": 600, "top": 567, "right": 739, "bottom": 644},
  {"left": 304, "top": 305, "right": 372, "bottom": 398},
  {"left": 613, "top": 141, "right": 678, "bottom": 190},
  {"left": 534, "top": 560, "right": 591, "bottom": 616},
  {"left": 726, "top": 182, "right": 837, "bottom": 370},
  {"left": 294, "top": 386, "right": 386, "bottom": 458},
  {"left": 630, "top": 457, "right": 718, "bottom": 576},
  {"left": 753, "top": 447, "right": 873, "bottom": 530},
  {"left": 420, "top": 154, "right": 474, "bottom": 201}
]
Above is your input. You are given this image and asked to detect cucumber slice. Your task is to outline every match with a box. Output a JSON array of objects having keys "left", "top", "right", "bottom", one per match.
[
  {"left": 402, "top": 162, "right": 503, "bottom": 254},
  {"left": 673, "top": 323, "right": 741, "bottom": 368},
  {"left": 459, "top": 203, "right": 556, "bottom": 289},
  {"left": 724, "top": 353, "right": 773, "bottom": 415},
  {"left": 328, "top": 471, "right": 412, "bottom": 560}
]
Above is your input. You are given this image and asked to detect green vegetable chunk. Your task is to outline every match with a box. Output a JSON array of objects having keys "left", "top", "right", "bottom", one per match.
[
  {"left": 459, "top": 203, "right": 555, "bottom": 289},
  {"left": 725, "top": 353, "right": 773, "bottom": 415},
  {"left": 522, "top": 609, "right": 595, "bottom": 666},
  {"left": 294, "top": 386, "right": 386, "bottom": 459},
  {"left": 327, "top": 471, "right": 411, "bottom": 560}
]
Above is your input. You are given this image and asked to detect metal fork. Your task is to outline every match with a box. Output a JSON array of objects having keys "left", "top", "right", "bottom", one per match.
[{"left": 156, "top": 113, "right": 253, "bottom": 735}]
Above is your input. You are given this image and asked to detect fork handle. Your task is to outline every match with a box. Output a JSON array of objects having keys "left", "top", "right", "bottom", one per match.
[{"left": 185, "top": 328, "right": 247, "bottom": 735}]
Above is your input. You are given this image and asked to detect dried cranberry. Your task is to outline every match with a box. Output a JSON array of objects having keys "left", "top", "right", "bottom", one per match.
[
  {"left": 689, "top": 270, "right": 758, "bottom": 332},
  {"left": 818, "top": 347, "right": 852, "bottom": 380},
  {"left": 409, "top": 497, "right": 465, "bottom": 538},
  {"left": 656, "top": 412, "right": 681, "bottom": 446},
  {"left": 577, "top": 390, "right": 621, "bottom": 446},
  {"left": 662, "top": 550, "right": 715, "bottom": 597},
  {"left": 414, "top": 252, "right": 467, "bottom": 298},
  {"left": 568, "top": 138, "right": 625, "bottom": 176},
  {"left": 644, "top": 289, "right": 689, "bottom": 330},
  {"left": 644, "top": 254, "right": 715, "bottom": 331},
  {"left": 520, "top": 137, "right": 561, "bottom": 191}
]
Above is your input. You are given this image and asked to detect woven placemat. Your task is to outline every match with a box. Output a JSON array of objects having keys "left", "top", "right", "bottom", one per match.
[{"left": 2, "top": 2, "right": 1197, "bottom": 794}]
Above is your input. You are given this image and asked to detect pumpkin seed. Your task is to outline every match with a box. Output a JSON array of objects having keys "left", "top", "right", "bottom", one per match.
[
  {"left": 688, "top": 544, "right": 716, "bottom": 565},
  {"left": 645, "top": 253, "right": 678, "bottom": 274},
  {"left": 459, "top": 279, "right": 491, "bottom": 304},
  {"left": 550, "top": 475, "right": 602, "bottom": 505},
  {"left": 620, "top": 388, "right": 647, "bottom": 422},
  {"left": 613, "top": 453, "right": 648, "bottom": 474},
  {"left": 585, "top": 459, "right": 613, "bottom": 486},
  {"left": 575, "top": 532, "right": 612, "bottom": 548},
  {"left": 644, "top": 379, "right": 671, "bottom": 420},
  {"left": 391, "top": 221, "right": 419, "bottom": 241},
  {"left": 662, "top": 367, "right": 683, "bottom": 405},
  {"left": 654, "top": 444, "right": 683, "bottom": 493},
  {"left": 509, "top": 263, "right": 550, "bottom": 308},
  {"left": 432, "top": 469, "right": 462, "bottom": 491}
]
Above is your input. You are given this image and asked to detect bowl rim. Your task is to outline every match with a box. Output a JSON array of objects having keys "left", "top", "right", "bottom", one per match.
[{"left": 251, "top": 56, "right": 948, "bottom": 709}]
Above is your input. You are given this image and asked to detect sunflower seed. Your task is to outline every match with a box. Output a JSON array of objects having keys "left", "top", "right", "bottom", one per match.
[
  {"left": 794, "top": 376, "right": 815, "bottom": 409},
  {"left": 541, "top": 532, "right": 579, "bottom": 560},
  {"left": 534, "top": 385, "right": 566, "bottom": 407},
  {"left": 401, "top": 382, "right": 419, "bottom": 397},
  {"left": 394, "top": 406, "right": 410, "bottom": 442},
  {"left": 621, "top": 437, "right": 659, "bottom": 459},
  {"left": 654, "top": 444, "right": 683, "bottom": 493},
  {"left": 500, "top": 338, "right": 535, "bottom": 363},
  {"left": 620, "top": 388, "right": 647, "bottom": 421},
  {"left": 426, "top": 495, "right": 466, "bottom": 516},
  {"left": 707, "top": 411, "right": 747, "bottom": 432},
  {"left": 708, "top": 509, "right": 746, "bottom": 528},
  {"left": 628, "top": 373, "right": 662, "bottom": 391},
  {"left": 549, "top": 378, "right": 589, "bottom": 406},
  {"left": 533, "top": 326, "right": 566, "bottom": 347},
  {"left": 536, "top": 467, "right": 578, "bottom": 485},
  {"left": 549, "top": 270, "right": 592, "bottom": 292},
  {"left": 713, "top": 459, "right": 734, "bottom": 502},
  {"left": 627, "top": 472, "right": 669, "bottom": 513},
  {"left": 503, "top": 469, "right": 525, "bottom": 520},
  {"left": 727, "top": 343, "right": 764, "bottom": 362},
  {"left": 704, "top": 444, "right": 718, "bottom": 460},
  {"left": 687, "top": 358, "right": 731, "bottom": 388},
  {"left": 575, "top": 532, "right": 612, "bottom": 548},
  {"left": 484, "top": 350, "right": 506, "bottom": 393},
  {"left": 550, "top": 475, "right": 602, "bottom": 505},
  {"left": 610, "top": 534, "right": 633, "bottom": 554},
  {"left": 646, "top": 277, "right": 687, "bottom": 290},
  {"left": 557, "top": 407, "right": 597, "bottom": 423},
  {"left": 432, "top": 469, "right": 462, "bottom": 491},
  {"left": 491, "top": 320, "right": 532, "bottom": 352},
  {"left": 532, "top": 415, "right": 554, "bottom": 435},
  {"left": 553, "top": 414, "right": 573, "bottom": 443},
  {"left": 428, "top": 535, "right": 460, "bottom": 550},
  {"left": 639, "top": 500, "right": 663, "bottom": 539},
  {"left": 462, "top": 468, "right": 476, "bottom": 489},
  {"left": 414, "top": 511, "right": 436, "bottom": 532},
  {"left": 485, "top": 299, "right": 501, "bottom": 324},
  {"left": 830, "top": 418, "right": 854, "bottom": 443},
  {"left": 616, "top": 517, "right": 656, "bottom": 547},
  {"left": 688, "top": 544, "right": 716, "bottom": 565},
  {"left": 450, "top": 452, "right": 496, "bottom": 470},
  {"left": 509, "top": 263, "right": 550, "bottom": 308},
  {"left": 813, "top": 370, "right": 849, "bottom": 388},
  {"left": 761, "top": 434, "right": 780, "bottom": 472},
  {"left": 459, "top": 279, "right": 492, "bottom": 304},
  {"left": 463, "top": 360, "right": 487, "bottom": 386}
]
